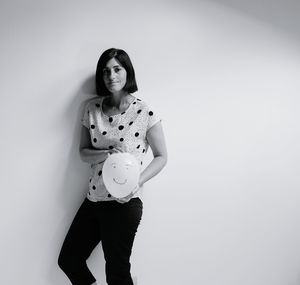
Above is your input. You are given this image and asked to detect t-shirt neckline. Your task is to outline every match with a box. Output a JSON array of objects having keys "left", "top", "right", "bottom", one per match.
[{"left": 100, "top": 95, "right": 136, "bottom": 118}]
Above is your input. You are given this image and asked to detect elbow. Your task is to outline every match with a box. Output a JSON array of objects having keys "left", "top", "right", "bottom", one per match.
[
  {"left": 163, "top": 149, "right": 168, "bottom": 167},
  {"left": 163, "top": 155, "right": 168, "bottom": 168},
  {"left": 156, "top": 153, "right": 167, "bottom": 168},
  {"left": 79, "top": 147, "right": 86, "bottom": 162}
]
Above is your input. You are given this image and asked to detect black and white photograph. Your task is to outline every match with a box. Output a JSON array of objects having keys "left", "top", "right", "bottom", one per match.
[{"left": 1, "top": 0, "right": 300, "bottom": 284}]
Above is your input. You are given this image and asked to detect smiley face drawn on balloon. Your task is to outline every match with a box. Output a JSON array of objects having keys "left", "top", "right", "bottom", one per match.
[
  {"left": 110, "top": 161, "right": 134, "bottom": 185},
  {"left": 113, "top": 176, "right": 127, "bottom": 185},
  {"left": 102, "top": 153, "right": 140, "bottom": 198}
]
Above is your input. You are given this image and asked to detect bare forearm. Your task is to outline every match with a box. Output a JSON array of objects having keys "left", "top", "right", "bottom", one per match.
[
  {"left": 139, "top": 156, "right": 167, "bottom": 186},
  {"left": 80, "top": 148, "right": 109, "bottom": 164}
]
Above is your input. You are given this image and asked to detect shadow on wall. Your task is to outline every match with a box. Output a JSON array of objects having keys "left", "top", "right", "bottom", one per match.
[
  {"left": 211, "top": 0, "right": 300, "bottom": 40},
  {"left": 47, "top": 75, "right": 106, "bottom": 285},
  {"left": 58, "top": 74, "right": 97, "bottom": 209}
]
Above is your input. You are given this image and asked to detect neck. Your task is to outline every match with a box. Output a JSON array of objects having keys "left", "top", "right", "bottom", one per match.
[{"left": 105, "top": 91, "right": 130, "bottom": 108}]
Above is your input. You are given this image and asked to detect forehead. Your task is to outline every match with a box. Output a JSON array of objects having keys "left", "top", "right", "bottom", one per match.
[{"left": 105, "top": 57, "right": 123, "bottom": 69}]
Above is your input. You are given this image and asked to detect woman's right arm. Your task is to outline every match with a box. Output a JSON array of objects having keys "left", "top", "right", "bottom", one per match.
[{"left": 79, "top": 126, "right": 109, "bottom": 164}]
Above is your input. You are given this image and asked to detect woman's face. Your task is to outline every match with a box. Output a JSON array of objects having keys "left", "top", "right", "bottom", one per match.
[{"left": 103, "top": 58, "right": 127, "bottom": 94}]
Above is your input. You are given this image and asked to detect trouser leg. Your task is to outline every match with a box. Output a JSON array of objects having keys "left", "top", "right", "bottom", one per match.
[
  {"left": 101, "top": 198, "right": 143, "bottom": 285},
  {"left": 58, "top": 198, "right": 101, "bottom": 285}
]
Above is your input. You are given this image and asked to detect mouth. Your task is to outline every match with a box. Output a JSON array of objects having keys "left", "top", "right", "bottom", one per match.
[{"left": 113, "top": 178, "right": 127, "bottom": 185}]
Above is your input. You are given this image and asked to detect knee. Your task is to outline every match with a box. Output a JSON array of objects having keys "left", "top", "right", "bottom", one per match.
[
  {"left": 57, "top": 252, "right": 68, "bottom": 272},
  {"left": 57, "top": 250, "right": 77, "bottom": 274},
  {"left": 58, "top": 250, "right": 88, "bottom": 275}
]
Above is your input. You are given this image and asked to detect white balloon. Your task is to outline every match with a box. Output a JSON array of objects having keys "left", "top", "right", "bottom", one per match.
[{"left": 102, "top": 153, "right": 140, "bottom": 198}]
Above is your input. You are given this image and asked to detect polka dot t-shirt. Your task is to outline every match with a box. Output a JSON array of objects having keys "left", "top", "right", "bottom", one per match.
[{"left": 81, "top": 95, "right": 161, "bottom": 202}]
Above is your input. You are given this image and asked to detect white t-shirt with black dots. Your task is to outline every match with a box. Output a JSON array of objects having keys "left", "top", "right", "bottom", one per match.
[{"left": 81, "top": 95, "right": 161, "bottom": 202}]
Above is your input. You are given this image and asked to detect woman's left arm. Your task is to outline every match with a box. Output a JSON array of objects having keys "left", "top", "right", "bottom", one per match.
[
  {"left": 139, "top": 121, "right": 168, "bottom": 186},
  {"left": 116, "top": 122, "right": 167, "bottom": 203}
]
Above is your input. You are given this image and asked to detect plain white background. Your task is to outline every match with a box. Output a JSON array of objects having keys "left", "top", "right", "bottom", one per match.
[{"left": 1, "top": 0, "right": 300, "bottom": 284}]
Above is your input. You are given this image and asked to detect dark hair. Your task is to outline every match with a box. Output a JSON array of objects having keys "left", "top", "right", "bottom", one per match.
[{"left": 95, "top": 48, "right": 138, "bottom": 96}]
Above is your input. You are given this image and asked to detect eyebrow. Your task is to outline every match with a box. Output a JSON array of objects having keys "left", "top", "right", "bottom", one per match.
[{"left": 104, "top": 65, "right": 122, "bottom": 70}]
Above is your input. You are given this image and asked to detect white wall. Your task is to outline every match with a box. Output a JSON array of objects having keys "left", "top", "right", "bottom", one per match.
[{"left": 1, "top": 0, "right": 300, "bottom": 284}]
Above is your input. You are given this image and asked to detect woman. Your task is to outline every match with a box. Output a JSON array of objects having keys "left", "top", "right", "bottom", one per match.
[{"left": 58, "top": 48, "right": 168, "bottom": 285}]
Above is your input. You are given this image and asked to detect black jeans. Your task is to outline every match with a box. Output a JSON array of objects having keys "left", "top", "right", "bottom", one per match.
[{"left": 58, "top": 198, "right": 143, "bottom": 285}]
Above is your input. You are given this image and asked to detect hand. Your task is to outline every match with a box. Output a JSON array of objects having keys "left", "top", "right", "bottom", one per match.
[
  {"left": 100, "top": 147, "right": 123, "bottom": 164},
  {"left": 92, "top": 149, "right": 115, "bottom": 166},
  {"left": 108, "top": 146, "right": 123, "bottom": 155},
  {"left": 115, "top": 185, "right": 140, "bottom": 204},
  {"left": 116, "top": 192, "right": 135, "bottom": 204}
]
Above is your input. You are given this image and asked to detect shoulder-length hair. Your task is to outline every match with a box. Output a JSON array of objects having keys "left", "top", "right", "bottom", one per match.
[{"left": 95, "top": 48, "right": 138, "bottom": 96}]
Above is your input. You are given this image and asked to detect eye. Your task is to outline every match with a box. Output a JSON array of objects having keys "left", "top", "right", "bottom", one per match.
[{"left": 114, "top": 67, "right": 122, "bottom": 73}]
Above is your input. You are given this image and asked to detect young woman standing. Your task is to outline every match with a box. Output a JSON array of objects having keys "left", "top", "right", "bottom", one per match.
[{"left": 58, "top": 48, "right": 168, "bottom": 285}]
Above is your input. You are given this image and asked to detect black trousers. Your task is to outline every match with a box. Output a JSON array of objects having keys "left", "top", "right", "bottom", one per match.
[{"left": 58, "top": 198, "right": 143, "bottom": 285}]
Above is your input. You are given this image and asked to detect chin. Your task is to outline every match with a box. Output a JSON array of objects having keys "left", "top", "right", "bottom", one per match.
[{"left": 108, "top": 88, "right": 122, "bottom": 93}]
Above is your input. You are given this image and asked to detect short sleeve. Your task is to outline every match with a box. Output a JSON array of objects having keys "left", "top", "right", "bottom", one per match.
[
  {"left": 81, "top": 102, "right": 90, "bottom": 129},
  {"left": 147, "top": 105, "right": 161, "bottom": 131}
]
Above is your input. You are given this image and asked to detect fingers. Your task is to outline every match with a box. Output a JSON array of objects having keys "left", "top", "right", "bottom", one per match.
[
  {"left": 116, "top": 197, "right": 128, "bottom": 204},
  {"left": 116, "top": 191, "right": 135, "bottom": 203},
  {"left": 109, "top": 147, "right": 123, "bottom": 154}
]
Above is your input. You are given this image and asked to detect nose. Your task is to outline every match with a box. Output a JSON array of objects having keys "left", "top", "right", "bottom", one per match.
[{"left": 108, "top": 70, "right": 116, "bottom": 81}]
